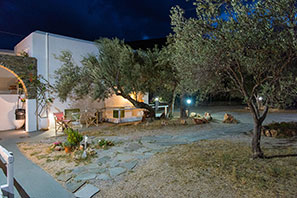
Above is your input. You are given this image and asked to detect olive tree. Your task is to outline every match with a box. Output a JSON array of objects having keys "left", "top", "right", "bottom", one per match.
[
  {"left": 170, "top": 0, "right": 297, "bottom": 158},
  {"left": 55, "top": 38, "right": 166, "bottom": 117}
]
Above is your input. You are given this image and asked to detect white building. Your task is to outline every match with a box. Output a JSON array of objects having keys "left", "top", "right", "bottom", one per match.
[{"left": 0, "top": 31, "right": 148, "bottom": 132}]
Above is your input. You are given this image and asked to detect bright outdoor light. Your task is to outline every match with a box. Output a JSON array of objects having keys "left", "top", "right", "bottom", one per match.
[
  {"left": 258, "top": 96, "right": 263, "bottom": 101},
  {"left": 186, "top": 99, "right": 192, "bottom": 105},
  {"left": 155, "top": 97, "right": 159, "bottom": 102}
]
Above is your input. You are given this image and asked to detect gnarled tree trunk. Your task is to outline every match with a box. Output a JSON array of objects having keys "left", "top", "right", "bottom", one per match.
[
  {"left": 168, "top": 88, "right": 177, "bottom": 118},
  {"left": 248, "top": 101, "right": 269, "bottom": 159},
  {"left": 252, "top": 119, "right": 264, "bottom": 158},
  {"left": 180, "top": 93, "right": 187, "bottom": 118},
  {"left": 120, "top": 93, "right": 155, "bottom": 118}
]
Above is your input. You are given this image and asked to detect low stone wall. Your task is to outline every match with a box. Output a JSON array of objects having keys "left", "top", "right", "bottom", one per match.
[{"left": 0, "top": 54, "right": 37, "bottom": 99}]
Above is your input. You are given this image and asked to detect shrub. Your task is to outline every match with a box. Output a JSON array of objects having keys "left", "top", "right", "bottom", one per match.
[
  {"left": 63, "top": 141, "right": 72, "bottom": 148},
  {"left": 96, "top": 139, "right": 114, "bottom": 149},
  {"left": 64, "top": 128, "right": 83, "bottom": 146}
]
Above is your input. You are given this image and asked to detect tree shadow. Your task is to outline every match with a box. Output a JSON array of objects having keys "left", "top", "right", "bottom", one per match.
[{"left": 264, "top": 154, "right": 297, "bottom": 159}]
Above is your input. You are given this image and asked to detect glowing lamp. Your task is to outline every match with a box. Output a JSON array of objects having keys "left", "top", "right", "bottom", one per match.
[{"left": 186, "top": 99, "right": 192, "bottom": 105}]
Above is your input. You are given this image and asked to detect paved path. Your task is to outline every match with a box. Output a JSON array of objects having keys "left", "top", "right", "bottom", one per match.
[{"left": 0, "top": 130, "right": 74, "bottom": 198}]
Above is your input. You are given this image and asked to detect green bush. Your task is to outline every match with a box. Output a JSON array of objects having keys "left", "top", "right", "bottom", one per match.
[
  {"left": 96, "top": 138, "right": 114, "bottom": 149},
  {"left": 64, "top": 128, "right": 83, "bottom": 146},
  {"left": 63, "top": 141, "right": 72, "bottom": 148}
]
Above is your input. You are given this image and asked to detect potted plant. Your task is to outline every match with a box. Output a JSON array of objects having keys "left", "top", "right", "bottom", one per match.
[{"left": 63, "top": 141, "right": 72, "bottom": 153}]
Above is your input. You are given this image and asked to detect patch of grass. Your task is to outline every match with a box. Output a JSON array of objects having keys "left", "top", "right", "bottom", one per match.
[
  {"left": 30, "top": 151, "right": 42, "bottom": 156},
  {"left": 53, "top": 154, "right": 68, "bottom": 161},
  {"left": 46, "top": 158, "right": 54, "bottom": 163},
  {"left": 36, "top": 154, "right": 49, "bottom": 160},
  {"left": 55, "top": 169, "right": 65, "bottom": 176},
  {"left": 22, "top": 147, "right": 32, "bottom": 151},
  {"left": 164, "top": 140, "right": 297, "bottom": 197},
  {"left": 82, "top": 119, "right": 198, "bottom": 137}
]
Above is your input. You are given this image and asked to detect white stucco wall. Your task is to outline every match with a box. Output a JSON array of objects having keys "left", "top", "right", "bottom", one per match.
[
  {"left": 0, "top": 95, "right": 19, "bottom": 131},
  {"left": 15, "top": 31, "right": 99, "bottom": 128},
  {"left": 26, "top": 99, "right": 37, "bottom": 132}
]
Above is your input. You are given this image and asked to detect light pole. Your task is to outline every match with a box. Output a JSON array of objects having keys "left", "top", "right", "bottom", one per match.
[
  {"left": 155, "top": 97, "right": 159, "bottom": 113},
  {"left": 186, "top": 99, "right": 192, "bottom": 117}
]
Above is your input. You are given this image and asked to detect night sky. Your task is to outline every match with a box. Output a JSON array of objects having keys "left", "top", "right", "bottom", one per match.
[{"left": 0, "top": 0, "right": 195, "bottom": 50}]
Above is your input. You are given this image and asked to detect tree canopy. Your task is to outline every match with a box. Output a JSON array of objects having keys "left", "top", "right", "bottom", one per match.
[{"left": 170, "top": 0, "right": 297, "bottom": 158}]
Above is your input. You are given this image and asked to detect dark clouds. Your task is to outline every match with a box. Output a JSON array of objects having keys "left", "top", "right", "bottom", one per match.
[{"left": 0, "top": 0, "right": 194, "bottom": 49}]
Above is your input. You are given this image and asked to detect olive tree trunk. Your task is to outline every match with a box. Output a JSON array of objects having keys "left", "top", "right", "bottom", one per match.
[
  {"left": 119, "top": 93, "right": 155, "bottom": 118},
  {"left": 168, "top": 89, "right": 177, "bottom": 118},
  {"left": 252, "top": 119, "right": 264, "bottom": 158},
  {"left": 180, "top": 93, "right": 187, "bottom": 118},
  {"left": 248, "top": 102, "right": 269, "bottom": 158}
]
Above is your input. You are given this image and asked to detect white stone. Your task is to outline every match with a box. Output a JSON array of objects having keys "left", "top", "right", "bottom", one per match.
[{"left": 74, "top": 184, "right": 100, "bottom": 198}]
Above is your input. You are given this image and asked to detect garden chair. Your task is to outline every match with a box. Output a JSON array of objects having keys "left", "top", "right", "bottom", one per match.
[
  {"left": 85, "top": 110, "right": 103, "bottom": 128},
  {"left": 53, "top": 112, "right": 71, "bottom": 136},
  {"left": 64, "top": 108, "right": 81, "bottom": 128}
]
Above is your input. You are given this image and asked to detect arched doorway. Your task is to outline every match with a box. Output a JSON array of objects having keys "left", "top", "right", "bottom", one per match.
[
  {"left": 0, "top": 54, "right": 37, "bottom": 132},
  {"left": 0, "top": 66, "right": 26, "bottom": 131}
]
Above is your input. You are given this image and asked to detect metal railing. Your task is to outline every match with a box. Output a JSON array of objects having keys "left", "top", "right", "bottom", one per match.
[
  {"left": 0, "top": 145, "right": 30, "bottom": 198},
  {"left": 0, "top": 145, "right": 14, "bottom": 198}
]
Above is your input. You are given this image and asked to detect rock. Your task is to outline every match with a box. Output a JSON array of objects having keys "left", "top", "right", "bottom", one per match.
[
  {"left": 72, "top": 151, "right": 83, "bottom": 160},
  {"left": 115, "top": 154, "right": 135, "bottom": 162},
  {"left": 180, "top": 119, "right": 187, "bottom": 125},
  {"left": 72, "top": 166, "right": 86, "bottom": 174},
  {"left": 97, "top": 173, "right": 111, "bottom": 181},
  {"left": 193, "top": 118, "right": 208, "bottom": 125},
  {"left": 189, "top": 112, "right": 197, "bottom": 118},
  {"left": 97, "top": 156, "right": 111, "bottom": 164},
  {"left": 74, "top": 172, "right": 97, "bottom": 181},
  {"left": 204, "top": 112, "right": 212, "bottom": 121},
  {"left": 124, "top": 143, "right": 142, "bottom": 152},
  {"left": 121, "top": 160, "right": 138, "bottom": 170},
  {"left": 74, "top": 184, "right": 100, "bottom": 198},
  {"left": 109, "top": 167, "right": 126, "bottom": 177},
  {"left": 223, "top": 113, "right": 238, "bottom": 124},
  {"left": 57, "top": 174, "right": 72, "bottom": 182},
  {"left": 109, "top": 160, "right": 120, "bottom": 168},
  {"left": 65, "top": 180, "right": 85, "bottom": 193},
  {"left": 86, "top": 148, "right": 96, "bottom": 156},
  {"left": 270, "top": 129, "right": 278, "bottom": 137},
  {"left": 161, "top": 120, "right": 168, "bottom": 126},
  {"left": 265, "top": 130, "right": 272, "bottom": 137},
  {"left": 54, "top": 146, "right": 62, "bottom": 151}
]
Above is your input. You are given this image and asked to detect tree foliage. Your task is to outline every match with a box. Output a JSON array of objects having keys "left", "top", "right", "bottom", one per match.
[
  {"left": 55, "top": 38, "right": 174, "bottom": 117},
  {"left": 170, "top": 0, "right": 297, "bottom": 157}
]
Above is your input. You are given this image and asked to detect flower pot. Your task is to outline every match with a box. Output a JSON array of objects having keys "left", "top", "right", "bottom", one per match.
[
  {"left": 15, "top": 109, "right": 25, "bottom": 120},
  {"left": 65, "top": 147, "right": 72, "bottom": 153},
  {"left": 13, "top": 119, "right": 25, "bottom": 129}
]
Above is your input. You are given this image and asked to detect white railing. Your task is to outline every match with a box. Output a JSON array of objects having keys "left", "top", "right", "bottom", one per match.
[
  {"left": 150, "top": 104, "right": 169, "bottom": 117},
  {"left": 0, "top": 145, "right": 14, "bottom": 198}
]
